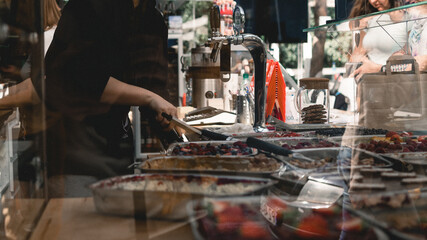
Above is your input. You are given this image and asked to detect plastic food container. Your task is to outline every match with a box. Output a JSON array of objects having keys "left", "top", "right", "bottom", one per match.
[
  {"left": 260, "top": 190, "right": 382, "bottom": 240},
  {"left": 187, "top": 196, "right": 275, "bottom": 240}
]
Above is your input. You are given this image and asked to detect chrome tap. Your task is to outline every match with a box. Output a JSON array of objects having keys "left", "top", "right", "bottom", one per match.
[{"left": 207, "top": 5, "right": 267, "bottom": 131}]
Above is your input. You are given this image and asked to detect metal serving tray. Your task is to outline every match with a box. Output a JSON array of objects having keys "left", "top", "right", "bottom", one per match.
[
  {"left": 263, "top": 137, "right": 340, "bottom": 150},
  {"left": 380, "top": 152, "right": 427, "bottom": 174},
  {"left": 90, "top": 173, "right": 276, "bottom": 220},
  {"left": 271, "top": 147, "right": 393, "bottom": 190},
  {"left": 328, "top": 135, "right": 385, "bottom": 147},
  {"left": 166, "top": 141, "right": 257, "bottom": 156},
  {"left": 277, "top": 147, "right": 393, "bottom": 170},
  {"left": 138, "top": 155, "right": 284, "bottom": 177},
  {"left": 229, "top": 131, "right": 312, "bottom": 139}
]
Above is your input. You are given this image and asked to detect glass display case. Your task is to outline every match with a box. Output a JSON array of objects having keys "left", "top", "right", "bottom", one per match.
[
  {"left": 0, "top": 0, "right": 48, "bottom": 239},
  {"left": 1, "top": 1, "right": 427, "bottom": 239}
]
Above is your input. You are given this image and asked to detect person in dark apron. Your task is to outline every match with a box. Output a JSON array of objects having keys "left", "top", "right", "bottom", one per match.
[{"left": 42, "top": 0, "right": 176, "bottom": 197}]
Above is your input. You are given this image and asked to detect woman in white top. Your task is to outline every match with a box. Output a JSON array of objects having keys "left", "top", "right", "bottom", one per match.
[
  {"left": 408, "top": 0, "right": 427, "bottom": 69},
  {"left": 353, "top": 0, "right": 427, "bottom": 76},
  {"left": 349, "top": 0, "right": 411, "bottom": 79}
]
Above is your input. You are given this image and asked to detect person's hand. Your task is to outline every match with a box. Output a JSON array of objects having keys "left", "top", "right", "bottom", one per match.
[
  {"left": 352, "top": 57, "right": 382, "bottom": 81},
  {"left": 148, "top": 94, "right": 177, "bottom": 131},
  {"left": 415, "top": 55, "right": 427, "bottom": 71}
]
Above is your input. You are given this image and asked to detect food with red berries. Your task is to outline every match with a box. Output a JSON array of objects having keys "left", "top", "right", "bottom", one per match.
[
  {"left": 192, "top": 198, "right": 273, "bottom": 240},
  {"left": 170, "top": 141, "right": 255, "bottom": 156},
  {"left": 262, "top": 196, "right": 374, "bottom": 240}
]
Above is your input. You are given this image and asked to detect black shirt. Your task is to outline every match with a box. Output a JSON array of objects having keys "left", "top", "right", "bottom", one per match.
[{"left": 43, "top": 0, "right": 168, "bottom": 177}]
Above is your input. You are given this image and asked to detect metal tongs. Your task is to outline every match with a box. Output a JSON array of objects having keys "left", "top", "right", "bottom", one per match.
[
  {"left": 246, "top": 137, "right": 315, "bottom": 162},
  {"left": 162, "top": 112, "right": 235, "bottom": 141}
]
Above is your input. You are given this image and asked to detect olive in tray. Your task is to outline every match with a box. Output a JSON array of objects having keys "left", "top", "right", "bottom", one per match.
[
  {"left": 169, "top": 141, "right": 255, "bottom": 156},
  {"left": 260, "top": 195, "right": 379, "bottom": 240}
]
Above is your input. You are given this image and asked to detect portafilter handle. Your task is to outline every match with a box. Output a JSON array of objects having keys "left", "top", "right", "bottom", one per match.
[{"left": 210, "top": 5, "right": 221, "bottom": 37}]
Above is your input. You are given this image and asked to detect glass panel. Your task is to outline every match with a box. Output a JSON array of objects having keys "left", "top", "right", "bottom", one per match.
[
  {"left": 305, "top": 1, "right": 427, "bottom": 32},
  {"left": 0, "top": 0, "right": 47, "bottom": 238}
]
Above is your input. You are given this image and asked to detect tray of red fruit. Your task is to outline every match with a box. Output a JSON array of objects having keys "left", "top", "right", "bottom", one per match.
[
  {"left": 331, "top": 131, "right": 426, "bottom": 154},
  {"left": 260, "top": 193, "right": 383, "bottom": 240},
  {"left": 167, "top": 141, "right": 257, "bottom": 156},
  {"left": 187, "top": 196, "right": 275, "bottom": 240}
]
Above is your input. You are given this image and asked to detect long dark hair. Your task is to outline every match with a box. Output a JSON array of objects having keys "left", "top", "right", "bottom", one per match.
[{"left": 349, "top": 0, "right": 403, "bottom": 18}]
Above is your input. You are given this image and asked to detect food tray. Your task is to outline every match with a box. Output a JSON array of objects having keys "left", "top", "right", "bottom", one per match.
[
  {"left": 330, "top": 135, "right": 427, "bottom": 154},
  {"left": 263, "top": 137, "right": 340, "bottom": 150},
  {"left": 270, "top": 123, "right": 335, "bottom": 132},
  {"left": 344, "top": 192, "right": 427, "bottom": 240},
  {"left": 261, "top": 191, "right": 383, "bottom": 240},
  {"left": 90, "top": 173, "right": 276, "bottom": 219},
  {"left": 380, "top": 152, "right": 427, "bottom": 174},
  {"left": 138, "top": 155, "right": 284, "bottom": 177},
  {"left": 279, "top": 147, "right": 393, "bottom": 170},
  {"left": 328, "top": 135, "right": 385, "bottom": 147},
  {"left": 166, "top": 141, "right": 257, "bottom": 156},
  {"left": 382, "top": 152, "right": 427, "bottom": 161},
  {"left": 271, "top": 148, "right": 393, "bottom": 190},
  {"left": 187, "top": 196, "right": 275, "bottom": 240},
  {"left": 313, "top": 127, "right": 388, "bottom": 137},
  {"left": 346, "top": 170, "right": 427, "bottom": 210},
  {"left": 229, "top": 131, "right": 313, "bottom": 139},
  {"left": 272, "top": 169, "right": 354, "bottom": 190}
]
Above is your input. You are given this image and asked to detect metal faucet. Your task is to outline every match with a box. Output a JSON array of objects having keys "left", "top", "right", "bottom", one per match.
[{"left": 207, "top": 5, "right": 267, "bottom": 131}]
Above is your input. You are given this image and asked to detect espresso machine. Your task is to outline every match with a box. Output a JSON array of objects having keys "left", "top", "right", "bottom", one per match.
[
  {"left": 186, "top": 46, "right": 223, "bottom": 109},
  {"left": 206, "top": 5, "right": 267, "bottom": 131}
]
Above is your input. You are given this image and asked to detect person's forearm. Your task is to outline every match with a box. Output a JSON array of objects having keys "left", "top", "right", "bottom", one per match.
[
  {"left": 0, "top": 78, "right": 40, "bottom": 108},
  {"left": 100, "top": 77, "right": 160, "bottom": 107},
  {"left": 100, "top": 77, "right": 177, "bottom": 130}
]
